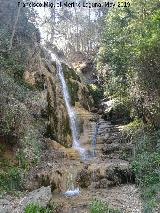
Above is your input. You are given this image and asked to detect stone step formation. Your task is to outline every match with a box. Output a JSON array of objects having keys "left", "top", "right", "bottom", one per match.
[
  {"left": 0, "top": 109, "right": 142, "bottom": 213},
  {"left": 53, "top": 115, "right": 142, "bottom": 212}
]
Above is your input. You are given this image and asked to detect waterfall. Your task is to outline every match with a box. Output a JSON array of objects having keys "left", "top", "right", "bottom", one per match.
[
  {"left": 63, "top": 171, "right": 80, "bottom": 197},
  {"left": 92, "top": 122, "right": 99, "bottom": 157},
  {"left": 50, "top": 53, "right": 86, "bottom": 196},
  {"left": 50, "top": 53, "right": 85, "bottom": 155}
]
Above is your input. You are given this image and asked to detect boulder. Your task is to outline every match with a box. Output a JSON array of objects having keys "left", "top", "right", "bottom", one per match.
[
  {"left": 105, "top": 164, "right": 135, "bottom": 185},
  {"left": 85, "top": 161, "right": 135, "bottom": 189},
  {"left": 13, "top": 186, "right": 52, "bottom": 213}
]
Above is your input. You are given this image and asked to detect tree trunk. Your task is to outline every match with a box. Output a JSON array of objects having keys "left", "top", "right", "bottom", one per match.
[
  {"left": 87, "top": 7, "right": 91, "bottom": 53},
  {"left": 50, "top": 0, "right": 56, "bottom": 42},
  {"left": 74, "top": 7, "right": 79, "bottom": 51},
  {"left": 8, "top": 5, "right": 21, "bottom": 51}
]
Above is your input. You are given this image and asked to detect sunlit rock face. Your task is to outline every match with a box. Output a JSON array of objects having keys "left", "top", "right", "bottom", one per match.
[
  {"left": 45, "top": 63, "right": 72, "bottom": 147},
  {"left": 22, "top": 51, "right": 73, "bottom": 147},
  {"left": 46, "top": 61, "right": 93, "bottom": 147},
  {"left": 22, "top": 47, "right": 93, "bottom": 148}
]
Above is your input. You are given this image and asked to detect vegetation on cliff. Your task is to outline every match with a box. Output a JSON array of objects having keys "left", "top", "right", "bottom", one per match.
[{"left": 97, "top": 0, "right": 160, "bottom": 210}]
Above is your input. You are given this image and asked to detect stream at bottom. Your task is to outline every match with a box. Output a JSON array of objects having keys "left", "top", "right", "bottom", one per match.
[
  {"left": 63, "top": 165, "right": 80, "bottom": 197},
  {"left": 61, "top": 122, "right": 99, "bottom": 198}
]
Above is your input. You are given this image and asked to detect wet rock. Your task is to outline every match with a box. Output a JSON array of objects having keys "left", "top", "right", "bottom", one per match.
[
  {"left": 86, "top": 160, "right": 135, "bottom": 189},
  {"left": 24, "top": 165, "right": 52, "bottom": 191},
  {"left": 102, "top": 142, "right": 134, "bottom": 160},
  {"left": 62, "top": 63, "right": 93, "bottom": 109},
  {"left": 47, "top": 139, "right": 66, "bottom": 151},
  {"left": 46, "top": 140, "right": 81, "bottom": 160},
  {"left": 76, "top": 165, "right": 92, "bottom": 188},
  {"left": 64, "top": 148, "right": 80, "bottom": 160},
  {"left": 46, "top": 71, "right": 72, "bottom": 147}
]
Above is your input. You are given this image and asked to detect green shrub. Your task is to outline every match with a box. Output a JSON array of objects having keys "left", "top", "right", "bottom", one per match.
[
  {"left": 89, "top": 199, "right": 108, "bottom": 213},
  {"left": 16, "top": 126, "right": 41, "bottom": 169},
  {"left": 24, "top": 203, "right": 49, "bottom": 213},
  {"left": 124, "top": 118, "right": 143, "bottom": 131},
  {"left": 121, "top": 121, "right": 160, "bottom": 211},
  {"left": 0, "top": 166, "right": 23, "bottom": 192},
  {"left": 24, "top": 202, "right": 59, "bottom": 213},
  {"left": 103, "top": 98, "right": 132, "bottom": 124},
  {"left": 87, "top": 84, "right": 103, "bottom": 106},
  {"left": 131, "top": 127, "right": 160, "bottom": 211},
  {"left": 110, "top": 100, "right": 131, "bottom": 123},
  {"left": 63, "top": 63, "right": 80, "bottom": 81},
  {"left": 89, "top": 199, "right": 121, "bottom": 213}
]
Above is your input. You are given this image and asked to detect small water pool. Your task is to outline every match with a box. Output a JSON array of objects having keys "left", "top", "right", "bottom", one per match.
[{"left": 63, "top": 188, "right": 80, "bottom": 197}]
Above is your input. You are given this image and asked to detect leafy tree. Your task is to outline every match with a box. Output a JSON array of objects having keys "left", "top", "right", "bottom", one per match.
[
  {"left": 98, "top": 0, "right": 160, "bottom": 124},
  {"left": 98, "top": 1, "right": 160, "bottom": 211}
]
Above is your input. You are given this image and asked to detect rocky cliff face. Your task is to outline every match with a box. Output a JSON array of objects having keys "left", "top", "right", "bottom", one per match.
[
  {"left": 0, "top": 0, "right": 93, "bottom": 150},
  {"left": 22, "top": 50, "right": 93, "bottom": 148},
  {"left": 45, "top": 61, "right": 93, "bottom": 147},
  {"left": 44, "top": 62, "right": 72, "bottom": 147}
]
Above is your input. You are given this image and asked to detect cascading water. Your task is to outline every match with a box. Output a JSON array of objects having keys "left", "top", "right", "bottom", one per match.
[
  {"left": 50, "top": 53, "right": 85, "bottom": 155},
  {"left": 91, "top": 122, "right": 99, "bottom": 157},
  {"left": 63, "top": 171, "right": 80, "bottom": 197},
  {"left": 50, "top": 53, "right": 85, "bottom": 196}
]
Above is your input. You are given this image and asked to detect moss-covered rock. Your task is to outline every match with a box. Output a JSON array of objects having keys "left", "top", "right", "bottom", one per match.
[
  {"left": 46, "top": 72, "right": 72, "bottom": 147},
  {"left": 67, "top": 79, "right": 79, "bottom": 106},
  {"left": 62, "top": 63, "right": 80, "bottom": 82},
  {"left": 62, "top": 63, "right": 93, "bottom": 109}
]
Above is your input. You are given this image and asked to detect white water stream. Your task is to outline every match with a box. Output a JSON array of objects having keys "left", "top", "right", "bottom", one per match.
[
  {"left": 50, "top": 53, "right": 85, "bottom": 196},
  {"left": 50, "top": 53, "right": 85, "bottom": 155},
  {"left": 91, "top": 122, "right": 99, "bottom": 157}
]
